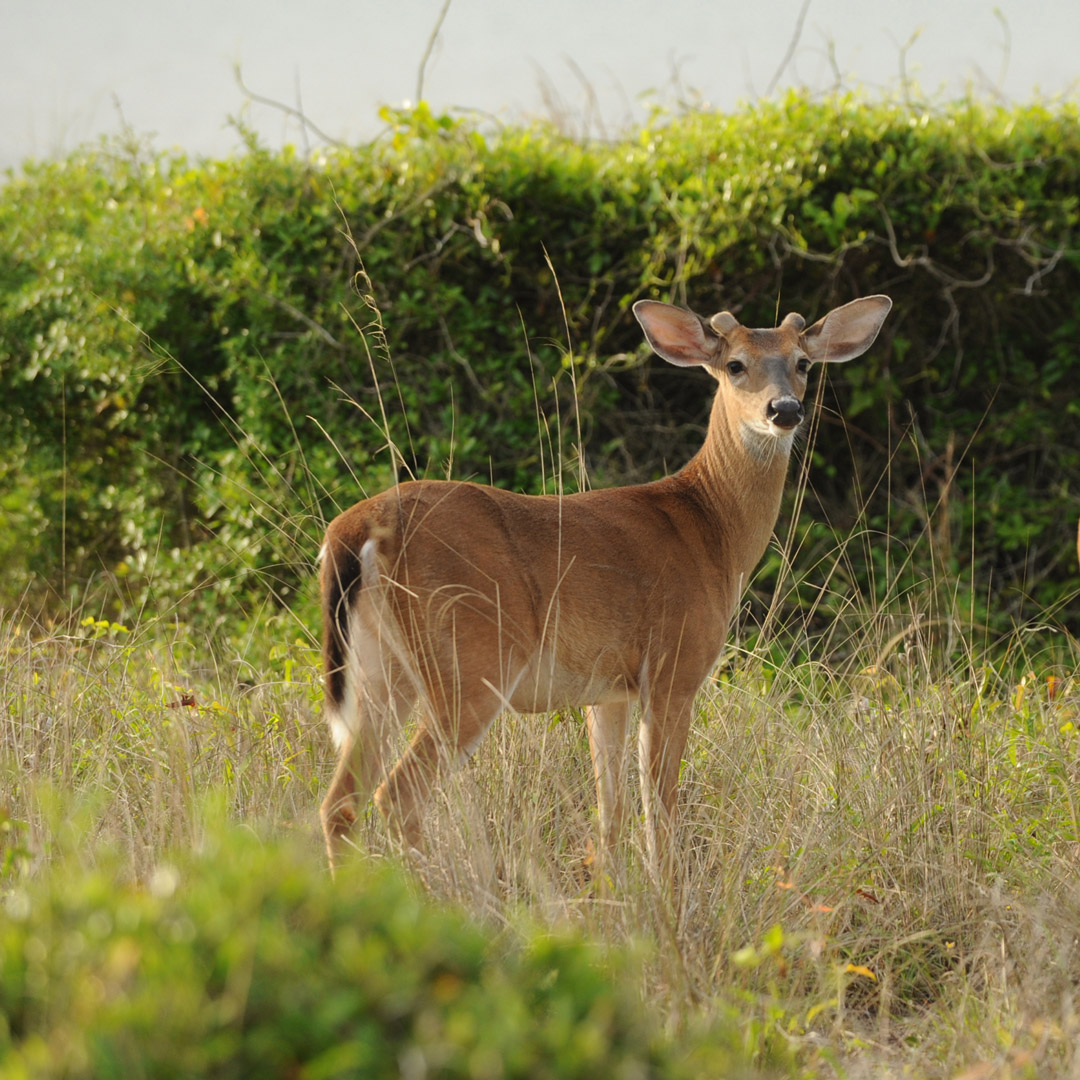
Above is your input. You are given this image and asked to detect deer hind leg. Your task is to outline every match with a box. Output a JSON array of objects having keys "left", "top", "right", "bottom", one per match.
[
  {"left": 586, "top": 701, "right": 631, "bottom": 879},
  {"left": 373, "top": 675, "right": 506, "bottom": 851},
  {"left": 321, "top": 730, "right": 364, "bottom": 872},
  {"left": 320, "top": 630, "right": 416, "bottom": 872}
]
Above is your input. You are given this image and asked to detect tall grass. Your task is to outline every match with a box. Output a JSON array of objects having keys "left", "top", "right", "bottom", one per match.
[
  {"left": 4, "top": 576, "right": 1080, "bottom": 1074},
  {"left": 3, "top": 309, "right": 1080, "bottom": 1077}
]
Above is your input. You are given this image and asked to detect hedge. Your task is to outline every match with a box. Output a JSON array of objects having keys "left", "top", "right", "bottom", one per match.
[
  {"left": 0, "top": 819, "right": 770, "bottom": 1079},
  {"left": 1, "top": 93, "right": 1077, "bottom": 647}
]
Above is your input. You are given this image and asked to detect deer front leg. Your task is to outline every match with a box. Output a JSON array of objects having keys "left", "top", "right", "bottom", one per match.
[
  {"left": 586, "top": 701, "right": 631, "bottom": 880},
  {"left": 637, "top": 693, "right": 694, "bottom": 894}
]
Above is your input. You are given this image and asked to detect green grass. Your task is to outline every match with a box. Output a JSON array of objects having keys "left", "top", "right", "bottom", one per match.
[
  {"left": 2, "top": 250, "right": 1077, "bottom": 1075},
  {"left": 3, "top": 587, "right": 1079, "bottom": 1076},
  {"left": 4, "top": 86, "right": 1080, "bottom": 1075}
]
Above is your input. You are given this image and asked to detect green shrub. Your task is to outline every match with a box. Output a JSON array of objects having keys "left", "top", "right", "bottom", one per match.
[
  {"left": 1, "top": 93, "right": 1077, "bottom": 645},
  {"left": 0, "top": 820, "right": 665, "bottom": 1075},
  {"left": 0, "top": 818, "right": 777, "bottom": 1079}
]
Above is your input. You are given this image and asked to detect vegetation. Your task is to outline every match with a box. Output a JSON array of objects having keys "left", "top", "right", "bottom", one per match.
[
  {"left": 2, "top": 90, "right": 1080, "bottom": 1075},
  {"left": 1, "top": 93, "right": 1078, "bottom": 646},
  {"left": 1, "top": 809, "right": 732, "bottom": 1079},
  {"left": 1, "top": 595, "right": 1078, "bottom": 1076}
]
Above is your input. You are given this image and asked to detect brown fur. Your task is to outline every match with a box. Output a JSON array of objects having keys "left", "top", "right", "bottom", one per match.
[{"left": 319, "top": 294, "right": 892, "bottom": 879}]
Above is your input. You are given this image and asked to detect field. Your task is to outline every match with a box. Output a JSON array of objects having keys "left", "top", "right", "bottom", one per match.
[
  {"left": 3, "top": 515, "right": 1079, "bottom": 1076},
  {"left": 3, "top": 92, "right": 1080, "bottom": 1077}
]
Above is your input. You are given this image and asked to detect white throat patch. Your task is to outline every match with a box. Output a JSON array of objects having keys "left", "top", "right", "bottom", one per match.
[{"left": 740, "top": 421, "right": 796, "bottom": 464}]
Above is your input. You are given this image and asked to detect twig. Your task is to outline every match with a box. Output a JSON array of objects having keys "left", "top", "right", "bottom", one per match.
[
  {"left": 1020, "top": 243, "right": 1066, "bottom": 295},
  {"left": 879, "top": 207, "right": 994, "bottom": 290},
  {"left": 993, "top": 6, "right": 1012, "bottom": 95},
  {"left": 416, "top": 0, "right": 453, "bottom": 104},
  {"left": 765, "top": 0, "right": 812, "bottom": 98},
  {"left": 565, "top": 55, "right": 607, "bottom": 141},
  {"left": 233, "top": 62, "right": 345, "bottom": 148},
  {"left": 261, "top": 293, "right": 344, "bottom": 348},
  {"left": 896, "top": 27, "right": 924, "bottom": 108}
]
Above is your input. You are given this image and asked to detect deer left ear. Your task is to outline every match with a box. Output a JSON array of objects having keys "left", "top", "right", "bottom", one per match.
[{"left": 803, "top": 295, "right": 892, "bottom": 364}]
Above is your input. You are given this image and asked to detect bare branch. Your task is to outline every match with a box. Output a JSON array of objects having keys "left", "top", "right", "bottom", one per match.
[
  {"left": 261, "top": 293, "right": 344, "bottom": 348},
  {"left": 879, "top": 207, "right": 994, "bottom": 290},
  {"left": 234, "top": 63, "right": 345, "bottom": 148},
  {"left": 416, "top": 0, "right": 453, "bottom": 104},
  {"left": 993, "top": 6, "right": 1012, "bottom": 95},
  {"left": 895, "top": 27, "right": 924, "bottom": 108},
  {"left": 1020, "top": 243, "right": 1066, "bottom": 295},
  {"left": 766, "top": 0, "right": 812, "bottom": 98}
]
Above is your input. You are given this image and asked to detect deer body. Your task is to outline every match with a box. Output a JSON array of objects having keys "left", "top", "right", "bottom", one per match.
[{"left": 320, "top": 294, "right": 892, "bottom": 875}]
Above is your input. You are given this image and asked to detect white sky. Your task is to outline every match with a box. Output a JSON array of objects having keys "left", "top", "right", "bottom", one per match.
[{"left": 2, "top": 0, "right": 1079, "bottom": 170}]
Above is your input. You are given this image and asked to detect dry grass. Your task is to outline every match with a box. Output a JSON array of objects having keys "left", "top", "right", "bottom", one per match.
[
  {"left": 4, "top": 588, "right": 1080, "bottom": 1077},
  {"left": 3, "top": 282, "right": 1079, "bottom": 1073}
]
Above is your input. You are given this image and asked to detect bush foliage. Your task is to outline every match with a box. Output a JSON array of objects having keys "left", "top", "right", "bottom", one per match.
[
  {"left": 1, "top": 93, "right": 1078, "bottom": 642},
  {"left": 0, "top": 818, "right": 767, "bottom": 1079}
]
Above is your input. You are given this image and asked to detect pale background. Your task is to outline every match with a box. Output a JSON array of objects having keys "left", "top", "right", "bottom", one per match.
[{"left": 2, "top": 0, "right": 1078, "bottom": 171}]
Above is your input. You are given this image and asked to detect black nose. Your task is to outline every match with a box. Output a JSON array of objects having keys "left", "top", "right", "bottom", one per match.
[{"left": 767, "top": 397, "right": 805, "bottom": 430}]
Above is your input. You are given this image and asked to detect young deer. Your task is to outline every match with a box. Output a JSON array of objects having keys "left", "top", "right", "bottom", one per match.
[{"left": 319, "top": 294, "right": 892, "bottom": 877}]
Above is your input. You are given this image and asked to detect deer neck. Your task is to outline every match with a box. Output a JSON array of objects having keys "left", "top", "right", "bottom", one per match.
[{"left": 678, "top": 389, "right": 793, "bottom": 580}]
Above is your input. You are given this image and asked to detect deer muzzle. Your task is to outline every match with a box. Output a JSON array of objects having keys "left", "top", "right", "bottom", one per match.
[{"left": 766, "top": 396, "right": 805, "bottom": 431}]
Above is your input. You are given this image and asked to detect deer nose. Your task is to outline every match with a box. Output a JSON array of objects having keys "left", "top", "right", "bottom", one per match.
[{"left": 767, "top": 396, "right": 804, "bottom": 430}]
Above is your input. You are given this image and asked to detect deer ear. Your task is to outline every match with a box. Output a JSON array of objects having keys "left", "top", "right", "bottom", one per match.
[
  {"left": 803, "top": 295, "right": 892, "bottom": 364},
  {"left": 633, "top": 300, "right": 721, "bottom": 368},
  {"left": 710, "top": 311, "right": 739, "bottom": 335}
]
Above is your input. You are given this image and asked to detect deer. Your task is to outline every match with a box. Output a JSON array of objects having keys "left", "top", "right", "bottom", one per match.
[{"left": 318, "top": 293, "right": 892, "bottom": 882}]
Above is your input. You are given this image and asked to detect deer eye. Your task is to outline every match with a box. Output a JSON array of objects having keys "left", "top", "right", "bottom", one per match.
[
  {"left": 795, "top": 357, "right": 811, "bottom": 375},
  {"left": 726, "top": 360, "right": 746, "bottom": 376}
]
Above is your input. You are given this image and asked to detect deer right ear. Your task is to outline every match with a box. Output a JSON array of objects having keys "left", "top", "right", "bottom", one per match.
[
  {"left": 803, "top": 295, "right": 893, "bottom": 364},
  {"left": 633, "top": 300, "right": 721, "bottom": 368}
]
